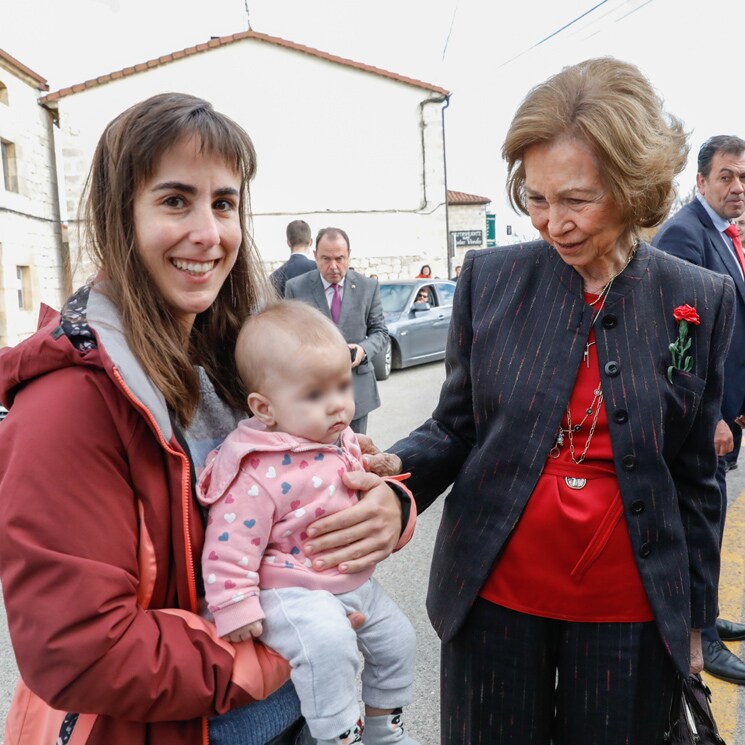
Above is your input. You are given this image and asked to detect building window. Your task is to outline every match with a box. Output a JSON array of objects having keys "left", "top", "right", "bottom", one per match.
[
  {"left": 1, "top": 139, "right": 19, "bottom": 192},
  {"left": 16, "top": 265, "right": 31, "bottom": 310},
  {"left": 0, "top": 81, "right": 8, "bottom": 105}
]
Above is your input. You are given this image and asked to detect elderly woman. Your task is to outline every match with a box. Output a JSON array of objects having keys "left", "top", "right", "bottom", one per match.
[{"left": 370, "top": 58, "right": 734, "bottom": 744}]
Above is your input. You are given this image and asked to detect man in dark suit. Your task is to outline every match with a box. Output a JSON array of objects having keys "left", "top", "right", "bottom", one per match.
[
  {"left": 270, "top": 219, "right": 317, "bottom": 297},
  {"left": 653, "top": 134, "right": 745, "bottom": 684},
  {"left": 285, "top": 227, "right": 388, "bottom": 434}
]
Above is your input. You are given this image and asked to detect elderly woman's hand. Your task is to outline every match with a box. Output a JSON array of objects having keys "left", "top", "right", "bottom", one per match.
[
  {"left": 303, "top": 470, "right": 403, "bottom": 574},
  {"left": 690, "top": 629, "right": 703, "bottom": 675},
  {"left": 356, "top": 434, "right": 404, "bottom": 478},
  {"left": 714, "top": 420, "right": 734, "bottom": 456}
]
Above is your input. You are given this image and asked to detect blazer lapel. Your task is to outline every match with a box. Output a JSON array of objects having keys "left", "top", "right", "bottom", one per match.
[
  {"left": 692, "top": 200, "right": 745, "bottom": 305},
  {"left": 338, "top": 271, "right": 359, "bottom": 326},
  {"left": 310, "top": 274, "right": 332, "bottom": 318}
]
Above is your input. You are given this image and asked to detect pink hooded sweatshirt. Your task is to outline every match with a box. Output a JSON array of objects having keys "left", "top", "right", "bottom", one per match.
[{"left": 197, "top": 419, "right": 376, "bottom": 637}]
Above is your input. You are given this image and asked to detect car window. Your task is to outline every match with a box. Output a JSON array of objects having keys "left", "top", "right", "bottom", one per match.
[
  {"left": 434, "top": 282, "right": 455, "bottom": 307},
  {"left": 379, "top": 284, "right": 413, "bottom": 313}
]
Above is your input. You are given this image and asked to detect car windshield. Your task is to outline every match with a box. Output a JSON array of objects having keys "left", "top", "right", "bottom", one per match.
[{"left": 379, "top": 284, "right": 415, "bottom": 313}]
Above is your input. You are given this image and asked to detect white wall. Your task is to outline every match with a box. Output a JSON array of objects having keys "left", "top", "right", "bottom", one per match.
[
  {"left": 54, "top": 38, "right": 449, "bottom": 288},
  {"left": 0, "top": 62, "right": 64, "bottom": 345}
]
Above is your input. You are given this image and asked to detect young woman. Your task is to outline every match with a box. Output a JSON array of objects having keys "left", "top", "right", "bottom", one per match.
[{"left": 0, "top": 92, "right": 411, "bottom": 745}]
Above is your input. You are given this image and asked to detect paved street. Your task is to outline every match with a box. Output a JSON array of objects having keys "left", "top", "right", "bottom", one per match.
[{"left": 3, "top": 360, "right": 745, "bottom": 743}]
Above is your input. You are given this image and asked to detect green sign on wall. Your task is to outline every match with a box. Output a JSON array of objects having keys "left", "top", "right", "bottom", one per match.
[{"left": 486, "top": 212, "right": 496, "bottom": 247}]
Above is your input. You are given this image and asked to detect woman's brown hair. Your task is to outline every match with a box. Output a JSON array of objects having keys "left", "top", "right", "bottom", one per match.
[
  {"left": 502, "top": 57, "right": 689, "bottom": 232},
  {"left": 82, "top": 92, "right": 272, "bottom": 425}
]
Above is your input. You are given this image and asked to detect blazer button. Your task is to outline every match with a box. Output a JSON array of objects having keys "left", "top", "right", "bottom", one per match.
[
  {"left": 621, "top": 454, "right": 636, "bottom": 470},
  {"left": 639, "top": 542, "right": 652, "bottom": 558},
  {"left": 602, "top": 314, "right": 617, "bottom": 329},
  {"left": 631, "top": 499, "right": 645, "bottom": 514},
  {"left": 604, "top": 361, "right": 620, "bottom": 377},
  {"left": 613, "top": 409, "right": 629, "bottom": 424}
]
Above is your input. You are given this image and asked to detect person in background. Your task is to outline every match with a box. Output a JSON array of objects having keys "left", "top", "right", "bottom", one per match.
[
  {"left": 415, "top": 265, "right": 431, "bottom": 278},
  {"left": 367, "top": 58, "right": 732, "bottom": 744},
  {"left": 198, "top": 301, "right": 419, "bottom": 745},
  {"left": 653, "top": 134, "right": 745, "bottom": 683},
  {"left": 270, "top": 219, "right": 316, "bottom": 298},
  {"left": 452, "top": 265, "right": 462, "bottom": 281},
  {"left": 0, "top": 93, "right": 409, "bottom": 745},
  {"left": 285, "top": 228, "right": 388, "bottom": 435},
  {"left": 736, "top": 213, "right": 745, "bottom": 243}
]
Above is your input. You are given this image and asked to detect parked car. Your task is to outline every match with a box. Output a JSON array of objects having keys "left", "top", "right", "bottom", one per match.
[{"left": 372, "top": 279, "right": 456, "bottom": 380}]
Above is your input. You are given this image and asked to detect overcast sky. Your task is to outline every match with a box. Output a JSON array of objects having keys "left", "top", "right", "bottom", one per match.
[{"left": 3, "top": 0, "right": 744, "bottom": 238}]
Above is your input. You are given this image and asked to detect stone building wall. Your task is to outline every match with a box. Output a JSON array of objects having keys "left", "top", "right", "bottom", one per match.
[{"left": 0, "top": 54, "right": 65, "bottom": 346}]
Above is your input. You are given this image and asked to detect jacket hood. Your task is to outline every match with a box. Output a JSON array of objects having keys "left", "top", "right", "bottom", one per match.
[
  {"left": 0, "top": 302, "right": 79, "bottom": 407},
  {"left": 198, "top": 418, "right": 360, "bottom": 505},
  {"left": 0, "top": 283, "right": 174, "bottom": 441}
]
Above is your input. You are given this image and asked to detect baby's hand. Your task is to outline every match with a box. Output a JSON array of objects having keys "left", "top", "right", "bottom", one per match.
[{"left": 224, "top": 621, "right": 263, "bottom": 642}]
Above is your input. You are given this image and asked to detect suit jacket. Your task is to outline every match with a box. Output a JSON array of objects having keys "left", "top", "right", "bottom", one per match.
[
  {"left": 285, "top": 269, "right": 388, "bottom": 419},
  {"left": 270, "top": 252, "right": 317, "bottom": 297},
  {"left": 390, "top": 240, "right": 734, "bottom": 675},
  {"left": 653, "top": 198, "right": 745, "bottom": 422}
]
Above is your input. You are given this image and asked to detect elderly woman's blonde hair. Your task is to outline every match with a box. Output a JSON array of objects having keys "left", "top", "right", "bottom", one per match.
[{"left": 502, "top": 57, "right": 689, "bottom": 232}]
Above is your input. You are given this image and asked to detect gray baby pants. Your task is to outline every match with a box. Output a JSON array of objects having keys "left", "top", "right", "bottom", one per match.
[{"left": 259, "top": 578, "right": 416, "bottom": 740}]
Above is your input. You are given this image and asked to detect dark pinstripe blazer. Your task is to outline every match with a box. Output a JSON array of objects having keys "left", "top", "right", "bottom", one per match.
[{"left": 391, "top": 240, "right": 734, "bottom": 675}]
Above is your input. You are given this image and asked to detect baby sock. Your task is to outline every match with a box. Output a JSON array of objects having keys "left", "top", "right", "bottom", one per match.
[
  {"left": 362, "top": 709, "right": 420, "bottom": 745},
  {"left": 316, "top": 717, "right": 364, "bottom": 745}
]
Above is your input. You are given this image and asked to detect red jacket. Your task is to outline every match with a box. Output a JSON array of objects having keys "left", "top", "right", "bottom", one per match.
[{"left": 0, "top": 285, "right": 290, "bottom": 744}]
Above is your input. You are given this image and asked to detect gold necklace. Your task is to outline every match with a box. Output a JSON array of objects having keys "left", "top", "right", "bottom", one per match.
[{"left": 550, "top": 241, "right": 638, "bottom": 461}]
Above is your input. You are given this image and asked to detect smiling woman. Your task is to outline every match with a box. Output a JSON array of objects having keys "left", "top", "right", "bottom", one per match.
[
  {"left": 0, "top": 92, "right": 410, "bottom": 745},
  {"left": 132, "top": 138, "right": 243, "bottom": 333}
]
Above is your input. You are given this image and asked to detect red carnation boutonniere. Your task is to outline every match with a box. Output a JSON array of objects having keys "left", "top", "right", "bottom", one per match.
[{"left": 667, "top": 304, "right": 701, "bottom": 383}]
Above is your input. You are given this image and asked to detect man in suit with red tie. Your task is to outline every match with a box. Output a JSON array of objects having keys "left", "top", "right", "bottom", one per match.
[
  {"left": 653, "top": 135, "right": 745, "bottom": 683},
  {"left": 285, "top": 227, "right": 388, "bottom": 434}
]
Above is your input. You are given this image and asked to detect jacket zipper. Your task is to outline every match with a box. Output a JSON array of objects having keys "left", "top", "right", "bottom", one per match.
[{"left": 111, "top": 367, "right": 198, "bottom": 612}]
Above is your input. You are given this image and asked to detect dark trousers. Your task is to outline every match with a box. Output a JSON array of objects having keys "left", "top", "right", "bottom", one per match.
[
  {"left": 702, "top": 456, "right": 728, "bottom": 644},
  {"left": 441, "top": 599, "right": 677, "bottom": 745}
]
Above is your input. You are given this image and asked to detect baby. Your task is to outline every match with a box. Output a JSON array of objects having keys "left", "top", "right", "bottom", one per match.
[{"left": 197, "top": 300, "right": 419, "bottom": 745}]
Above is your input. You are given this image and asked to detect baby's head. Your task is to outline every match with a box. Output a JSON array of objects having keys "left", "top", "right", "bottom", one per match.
[{"left": 236, "top": 301, "right": 356, "bottom": 443}]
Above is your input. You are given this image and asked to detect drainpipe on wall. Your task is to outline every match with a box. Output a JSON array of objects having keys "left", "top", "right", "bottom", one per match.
[
  {"left": 417, "top": 92, "right": 451, "bottom": 275},
  {"left": 39, "top": 99, "right": 72, "bottom": 299},
  {"left": 440, "top": 94, "right": 452, "bottom": 279}
]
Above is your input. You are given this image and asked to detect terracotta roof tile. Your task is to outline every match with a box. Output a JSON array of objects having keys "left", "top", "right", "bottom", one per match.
[
  {"left": 0, "top": 48, "right": 49, "bottom": 90},
  {"left": 447, "top": 190, "right": 491, "bottom": 205},
  {"left": 39, "top": 29, "right": 449, "bottom": 104}
]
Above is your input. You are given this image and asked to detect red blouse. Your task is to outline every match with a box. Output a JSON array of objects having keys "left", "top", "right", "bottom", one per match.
[{"left": 479, "top": 294, "right": 654, "bottom": 622}]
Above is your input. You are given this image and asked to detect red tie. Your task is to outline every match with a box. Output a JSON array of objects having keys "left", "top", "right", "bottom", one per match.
[
  {"left": 724, "top": 223, "right": 745, "bottom": 278},
  {"left": 330, "top": 283, "right": 342, "bottom": 324}
]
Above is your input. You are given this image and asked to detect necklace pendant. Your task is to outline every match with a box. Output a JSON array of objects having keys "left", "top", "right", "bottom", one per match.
[
  {"left": 549, "top": 429, "right": 564, "bottom": 459},
  {"left": 565, "top": 477, "right": 587, "bottom": 490}
]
